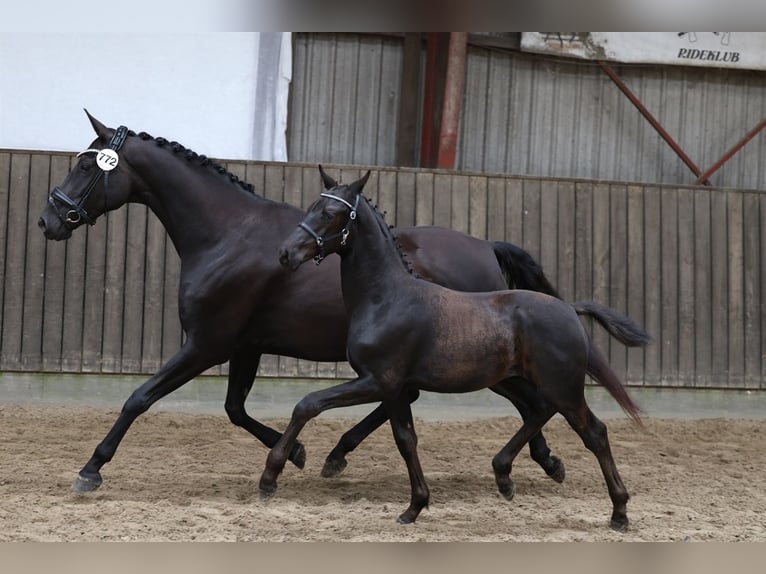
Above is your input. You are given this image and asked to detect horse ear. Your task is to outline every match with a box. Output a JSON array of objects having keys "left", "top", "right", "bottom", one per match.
[
  {"left": 84, "top": 108, "right": 110, "bottom": 139},
  {"left": 318, "top": 165, "right": 337, "bottom": 190},
  {"left": 350, "top": 170, "right": 371, "bottom": 195}
]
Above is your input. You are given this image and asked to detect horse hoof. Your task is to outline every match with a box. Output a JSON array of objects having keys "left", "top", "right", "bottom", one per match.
[
  {"left": 289, "top": 442, "right": 306, "bottom": 469},
  {"left": 396, "top": 513, "right": 417, "bottom": 525},
  {"left": 321, "top": 456, "right": 348, "bottom": 478},
  {"left": 259, "top": 485, "right": 277, "bottom": 501},
  {"left": 71, "top": 474, "right": 102, "bottom": 493},
  {"left": 609, "top": 516, "right": 629, "bottom": 532},
  {"left": 547, "top": 456, "right": 566, "bottom": 483}
]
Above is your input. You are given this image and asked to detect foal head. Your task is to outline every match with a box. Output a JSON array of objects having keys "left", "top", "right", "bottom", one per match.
[{"left": 279, "top": 166, "right": 370, "bottom": 270}]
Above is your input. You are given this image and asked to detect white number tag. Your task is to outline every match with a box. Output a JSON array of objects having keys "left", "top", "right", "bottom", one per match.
[{"left": 96, "top": 149, "right": 119, "bottom": 171}]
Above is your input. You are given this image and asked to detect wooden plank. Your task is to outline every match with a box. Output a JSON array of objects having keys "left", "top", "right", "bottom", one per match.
[
  {"left": 450, "top": 175, "right": 470, "bottom": 234},
  {"left": 710, "top": 190, "right": 729, "bottom": 384},
  {"left": 0, "top": 153, "right": 29, "bottom": 370},
  {"left": 504, "top": 179, "right": 524, "bottom": 247},
  {"left": 762, "top": 196, "right": 766, "bottom": 389},
  {"left": 591, "top": 182, "right": 610, "bottom": 371},
  {"left": 415, "top": 172, "right": 434, "bottom": 227},
  {"left": 161, "top": 229, "right": 183, "bottom": 369},
  {"left": 692, "top": 188, "right": 712, "bottom": 386},
  {"left": 0, "top": 153, "right": 9, "bottom": 368},
  {"left": 468, "top": 176, "right": 488, "bottom": 240},
  {"left": 41, "top": 155, "right": 72, "bottom": 371},
  {"left": 396, "top": 34, "right": 422, "bottom": 167},
  {"left": 727, "top": 191, "right": 745, "bottom": 388},
  {"left": 264, "top": 164, "right": 285, "bottom": 203},
  {"left": 80, "top": 195, "right": 108, "bottom": 373},
  {"left": 284, "top": 165, "right": 304, "bottom": 210},
  {"left": 139, "top": 213, "right": 167, "bottom": 374},
  {"left": 377, "top": 170, "right": 398, "bottom": 228},
  {"left": 486, "top": 177, "right": 505, "bottom": 241},
  {"left": 626, "top": 185, "right": 645, "bottom": 385},
  {"left": 539, "top": 179, "right": 558, "bottom": 290},
  {"left": 101, "top": 201, "right": 128, "bottom": 373},
  {"left": 742, "top": 192, "right": 761, "bottom": 388},
  {"left": 432, "top": 173, "right": 452, "bottom": 229},
  {"left": 20, "top": 154, "right": 50, "bottom": 370},
  {"left": 677, "top": 188, "right": 696, "bottom": 387},
  {"left": 642, "top": 187, "right": 662, "bottom": 385},
  {"left": 556, "top": 182, "right": 575, "bottom": 302},
  {"left": 574, "top": 182, "right": 593, "bottom": 339},
  {"left": 120, "top": 203, "right": 148, "bottom": 373},
  {"left": 659, "top": 188, "right": 679, "bottom": 386},
  {"left": 245, "top": 163, "right": 266, "bottom": 198},
  {"left": 608, "top": 184, "right": 628, "bottom": 384},
  {"left": 395, "top": 170, "right": 416, "bottom": 228}
]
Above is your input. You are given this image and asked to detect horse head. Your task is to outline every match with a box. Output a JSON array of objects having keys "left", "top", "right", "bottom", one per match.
[
  {"left": 279, "top": 166, "right": 370, "bottom": 270},
  {"left": 38, "top": 110, "right": 138, "bottom": 240}
]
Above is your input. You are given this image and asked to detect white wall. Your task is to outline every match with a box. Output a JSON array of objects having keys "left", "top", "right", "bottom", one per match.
[{"left": 0, "top": 32, "right": 290, "bottom": 161}]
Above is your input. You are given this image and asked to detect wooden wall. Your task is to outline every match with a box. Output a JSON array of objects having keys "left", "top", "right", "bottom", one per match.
[{"left": 1, "top": 150, "right": 764, "bottom": 389}]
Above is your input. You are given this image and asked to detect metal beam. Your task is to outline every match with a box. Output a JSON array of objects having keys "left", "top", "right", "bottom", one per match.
[{"left": 694, "top": 118, "right": 766, "bottom": 185}]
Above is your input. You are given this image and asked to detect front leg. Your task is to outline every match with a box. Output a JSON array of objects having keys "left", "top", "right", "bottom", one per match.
[{"left": 259, "top": 374, "right": 383, "bottom": 498}]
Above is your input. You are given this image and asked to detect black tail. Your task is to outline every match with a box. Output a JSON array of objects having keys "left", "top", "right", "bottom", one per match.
[
  {"left": 572, "top": 300, "right": 652, "bottom": 347},
  {"left": 586, "top": 345, "right": 644, "bottom": 426},
  {"left": 492, "top": 241, "right": 560, "bottom": 298}
]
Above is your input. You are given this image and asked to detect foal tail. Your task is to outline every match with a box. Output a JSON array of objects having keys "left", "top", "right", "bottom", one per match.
[
  {"left": 573, "top": 300, "right": 650, "bottom": 426},
  {"left": 492, "top": 241, "right": 560, "bottom": 298}
]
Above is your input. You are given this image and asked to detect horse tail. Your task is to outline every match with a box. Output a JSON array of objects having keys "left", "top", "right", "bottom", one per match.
[
  {"left": 492, "top": 241, "right": 560, "bottom": 298},
  {"left": 572, "top": 300, "right": 652, "bottom": 347},
  {"left": 585, "top": 345, "right": 644, "bottom": 426}
]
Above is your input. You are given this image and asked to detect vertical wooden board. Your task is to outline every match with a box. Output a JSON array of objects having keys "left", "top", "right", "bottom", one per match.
[
  {"left": 432, "top": 174, "right": 453, "bottom": 229},
  {"left": 608, "top": 185, "right": 628, "bottom": 383},
  {"left": 591, "top": 183, "right": 611, "bottom": 364},
  {"left": 468, "top": 176, "right": 488, "bottom": 240},
  {"left": 727, "top": 191, "right": 745, "bottom": 388},
  {"left": 677, "top": 188, "right": 696, "bottom": 387},
  {"left": 395, "top": 171, "right": 416, "bottom": 228},
  {"left": 257, "top": 353, "right": 279, "bottom": 378},
  {"left": 377, "top": 170, "right": 398, "bottom": 227},
  {"left": 139, "top": 214, "right": 167, "bottom": 373},
  {"left": 626, "top": 186, "right": 645, "bottom": 385},
  {"left": 244, "top": 163, "right": 265, "bottom": 198},
  {"left": 297, "top": 358, "right": 318, "bottom": 378},
  {"left": 521, "top": 179, "right": 541, "bottom": 263},
  {"left": 225, "top": 161, "right": 247, "bottom": 189},
  {"left": 450, "top": 175, "right": 470, "bottom": 234},
  {"left": 284, "top": 165, "right": 304, "bottom": 210},
  {"left": 556, "top": 182, "right": 575, "bottom": 302},
  {"left": 742, "top": 192, "right": 761, "bottom": 388},
  {"left": 301, "top": 165, "right": 320, "bottom": 207},
  {"left": 0, "top": 153, "right": 9, "bottom": 362},
  {"left": 486, "top": 177, "right": 506, "bottom": 241},
  {"left": 762, "top": 196, "right": 766, "bottom": 388},
  {"left": 642, "top": 187, "right": 662, "bottom": 385},
  {"left": 121, "top": 204, "right": 148, "bottom": 373},
  {"left": 692, "top": 189, "right": 712, "bottom": 386},
  {"left": 710, "top": 191, "right": 729, "bottom": 382},
  {"left": 101, "top": 206, "right": 128, "bottom": 373},
  {"left": 376, "top": 39, "right": 401, "bottom": 165},
  {"left": 329, "top": 37, "right": 359, "bottom": 162},
  {"left": 1, "top": 153, "right": 30, "bottom": 370},
  {"left": 264, "top": 164, "right": 285, "bottom": 203},
  {"left": 539, "top": 180, "right": 558, "bottom": 290},
  {"left": 42, "top": 155, "right": 72, "bottom": 371},
  {"left": 336, "top": 361, "right": 356, "bottom": 380},
  {"left": 61, "top": 224, "right": 87, "bottom": 372},
  {"left": 316, "top": 358, "right": 339, "bottom": 379},
  {"left": 573, "top": 182, "right": 593, "bottom": 304},
  {"left": 659, "top": 188, "right": 679, "bottom": 385},
  {"left": 353, "top": 36, "right": 383, "bottom": 165},
  {"left": 415, "top": 172, "right": 434, "bottom": 227},
  {"left": 362, "top": 168, "right": 380, "bottom": 208},
  {"left": 80, "top": 205, "right": 108, "bottom": 373},
  {"left": 21, "top": 154, "right": 51, "bottom": 370},
  {"left": 503, "top": 179, "right": 523, "bottom": 253},
  {"left": 278, "top": 354, "right": 299, "bottom": 378}
]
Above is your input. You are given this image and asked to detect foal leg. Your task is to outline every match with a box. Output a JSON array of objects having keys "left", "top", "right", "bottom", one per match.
[
  {"left": 561, "top": 403, "right": 630, "bottom": 531},
  {"left": 224, "top": 349, "right": 305, "bottom": 468},
  {"left": 259, "top": 375, "right": 383, "bottom": 498},
  {"left": 321, "top": 388, "right": 420, "bottom": 478},
  {"left": 73, "top": 341, "right": 218, "bottom": 493},
  {"left": 490, "top": 381, "right": 565, "bottom": 483}
]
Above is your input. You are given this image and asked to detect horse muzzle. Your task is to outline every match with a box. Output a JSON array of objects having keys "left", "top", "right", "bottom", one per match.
[{"left": 38, "top": 212, "right": 73, "bottom": 240}]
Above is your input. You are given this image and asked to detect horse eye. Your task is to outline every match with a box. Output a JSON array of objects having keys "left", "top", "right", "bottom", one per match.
[
  {"left": 320, "top": 210, "right": 333, "bottom": 221},
  {"left": 78, "top": 161, "right": 92, "bottom": 174}
]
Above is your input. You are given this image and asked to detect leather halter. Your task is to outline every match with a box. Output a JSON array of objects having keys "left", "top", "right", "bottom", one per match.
[
  {"left": 298, "top": 192, "right": 359, "bottom": 264},
  {"left": 48, "top": 125, "right": 129, "bottom": 228}
]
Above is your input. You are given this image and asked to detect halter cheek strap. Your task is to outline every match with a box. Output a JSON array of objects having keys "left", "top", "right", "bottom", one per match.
[{"left": 49, "top": 125, "right": 129, "bottom": 229}]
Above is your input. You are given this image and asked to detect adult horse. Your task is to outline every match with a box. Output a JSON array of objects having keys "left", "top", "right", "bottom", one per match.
[
  {"left": 38, "top": 111, "right": 571, "bottom": 493},
  {"left": 272, "top": 171, "right": 649, "bottom": 530}
]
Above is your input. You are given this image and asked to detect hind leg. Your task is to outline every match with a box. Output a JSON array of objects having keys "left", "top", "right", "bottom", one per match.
[
  {"left": 491, "top": 405, "right": 557, "bottom": 501},
  {"left": 561, "top": 404, "right": 630, "bottom": 531},
  {"left": 491, "top": 380, "right": 565, "bottom": 483}
]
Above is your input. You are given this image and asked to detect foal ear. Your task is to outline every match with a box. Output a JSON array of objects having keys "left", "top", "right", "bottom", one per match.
[
  {"left": 350, "top": 170, "right": 371, "bottom": 195},
  {"left": 318, "top": 165, "right": 337, "bottom": 190},
  {"left": 84, "top": 108, "right": 111, "bottom": 140}
]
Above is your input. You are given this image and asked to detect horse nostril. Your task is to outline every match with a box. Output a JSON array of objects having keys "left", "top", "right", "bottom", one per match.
[
  {"left": 279, "top": 248, "right": 289, "bottom": 268},
  {"left": 38, "top": 217, "right": 46, "bottom": 231}
]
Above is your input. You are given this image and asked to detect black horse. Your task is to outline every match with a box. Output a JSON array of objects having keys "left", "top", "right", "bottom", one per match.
[
  {"left": 272, "top": 171, "right": 649, "bottom": 530},
  {"left": 38, "top": 111, "right": 580, "bottom": 493}
]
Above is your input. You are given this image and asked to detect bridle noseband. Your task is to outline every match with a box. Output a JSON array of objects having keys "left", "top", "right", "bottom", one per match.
[
  {"left": 48, "top": 125, "right": 129, "bottom": 229},
  {"left": 298, "top": 192, "right": 360, "bottom": 264}
]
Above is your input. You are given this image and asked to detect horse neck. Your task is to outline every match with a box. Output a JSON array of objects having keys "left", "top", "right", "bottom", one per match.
[
  {"left": 128, "top": 146, "right": 264, "bottom": 256},
  {"left": 340, "top": 196, "right": 413, "bottom": 310}
]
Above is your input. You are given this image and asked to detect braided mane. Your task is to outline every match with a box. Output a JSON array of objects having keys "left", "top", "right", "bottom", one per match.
[
  {"left": 129, "top": 130, "right": 255, "bottom": 194},
  {"left": 361, "top": 193, "right": 421, "bottom": 279}
]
